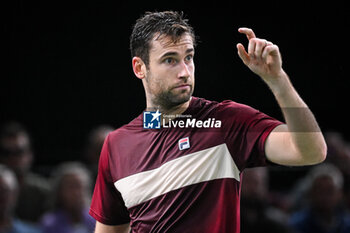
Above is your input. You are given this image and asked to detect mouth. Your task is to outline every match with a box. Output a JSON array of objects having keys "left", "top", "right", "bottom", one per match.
[{"left": 173, "top": 84, "right": 191, "bottom": 91}]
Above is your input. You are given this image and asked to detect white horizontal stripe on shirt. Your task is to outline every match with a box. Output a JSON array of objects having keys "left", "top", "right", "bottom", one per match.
[{"left": 114, "top": 143, "right": 240, "bottom": 208}]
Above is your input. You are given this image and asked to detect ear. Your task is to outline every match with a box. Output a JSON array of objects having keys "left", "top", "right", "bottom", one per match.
[{"left": 132, "top": 57, "right": 146, "bottom": 79}]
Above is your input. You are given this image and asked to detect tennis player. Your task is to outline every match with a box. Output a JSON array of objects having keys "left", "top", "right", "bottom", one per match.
[{"left": 89, "top": 11, "right": 327, "bottom": 233}]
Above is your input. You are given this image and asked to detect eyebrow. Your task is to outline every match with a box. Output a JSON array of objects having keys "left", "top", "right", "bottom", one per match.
[{"left": 160, "top": 48, "right": 194, "bottom": 59}]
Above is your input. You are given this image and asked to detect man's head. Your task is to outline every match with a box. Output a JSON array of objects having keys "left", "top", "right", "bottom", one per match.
[
  {"left": 130, "top": 11, "right": 196, "bottom": 109},
  {"left": 0, "top": 122, "right": 33, "bottom": 178},
  {"left": 307, "top": 163, "right": 343, "bottom": 214},
  {"left": 84, "top": 125, "right": 114, "bottom": 166},
  {"left": 130, "top": 11, "right": 196, "bottom": 68},
  {"left": 51, "top": 162, "right": 91, "bottom": 212}
]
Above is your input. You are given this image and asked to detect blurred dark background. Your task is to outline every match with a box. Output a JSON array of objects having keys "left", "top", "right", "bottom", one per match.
[{"left": 1, "top": 1, "right": 348, "bottom": 168}]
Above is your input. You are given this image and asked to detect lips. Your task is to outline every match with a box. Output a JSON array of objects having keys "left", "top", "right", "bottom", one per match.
[{"left": 174, "top": 84, "right": 191, "bottom": 89}]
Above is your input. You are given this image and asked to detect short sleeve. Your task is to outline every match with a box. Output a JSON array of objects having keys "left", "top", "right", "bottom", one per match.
[
  {"left": 89, "top": 134, "right": 130, "bottom": 225},
  {"left": 217, "top": 100, "right": 283, "bottom": 170}
]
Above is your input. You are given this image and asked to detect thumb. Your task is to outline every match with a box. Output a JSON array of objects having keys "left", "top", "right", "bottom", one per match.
[{"left": 237, "top": 43, "right": 250, "bottom": 65}]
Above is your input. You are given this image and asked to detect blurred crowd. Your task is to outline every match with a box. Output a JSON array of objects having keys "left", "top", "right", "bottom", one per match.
[
  {"left": 1, "top": 121, "right": 350, "bottom": 233},
  {"left": 0, "top": 122, "right": 113, "bottom": 233},
  {"left": 241, "top": 132, "right": 350, "bottom": 233}
]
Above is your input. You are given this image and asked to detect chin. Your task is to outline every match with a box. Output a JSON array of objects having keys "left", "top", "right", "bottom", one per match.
[
  {"left": 174, "top": 90, "right": 192, "bottom": 104},
  {"left": 154, "top": 88, "right": 193, "bottom": 109}
]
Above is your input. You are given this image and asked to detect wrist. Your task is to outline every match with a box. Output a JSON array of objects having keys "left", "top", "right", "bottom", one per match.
[
  {"left": 265, "top": 70, "right": 291, "bottom": 96},
  {"left": 266, "top": 71, "right": 305, "bottom": 108}
]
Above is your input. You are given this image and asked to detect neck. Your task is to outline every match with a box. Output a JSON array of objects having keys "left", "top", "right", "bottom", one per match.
[{"left": 146, "top": 97, "right": 191, "bottom": 115}]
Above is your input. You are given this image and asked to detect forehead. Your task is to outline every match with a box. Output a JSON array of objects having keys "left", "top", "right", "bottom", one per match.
[{"left": 149, "top": 33, "right": 194, "bottom": 56}]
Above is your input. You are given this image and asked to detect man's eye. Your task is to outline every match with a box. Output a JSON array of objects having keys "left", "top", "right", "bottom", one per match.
[
  {"left": 164, "top": 58, "right": 176, "bottom": 64},
  {"left": 185, "top": 55, "right": 193, "bottom": 61}
]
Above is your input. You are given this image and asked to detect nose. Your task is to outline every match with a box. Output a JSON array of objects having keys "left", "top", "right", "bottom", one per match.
[{"left": 178, "top": 61, "right": 191, "bottom": 80}]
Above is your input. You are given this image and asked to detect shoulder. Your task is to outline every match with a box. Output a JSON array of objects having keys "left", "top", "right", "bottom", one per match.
[
  {"left": 190, "top": 96, "right": 219, "bottom": 108},
  {"left": 189, "top": 97, "right": 266, "bottom": 127},
  {"left": 190, "top": 97, "right": 251, "bottom": 116},
  {"left": 216, "top": 99, "right": 260, "bottom": 116},
  {"left": 197, "top": 97, "right": 261, "bottom": 124},
  {"left": 107, "top": 113, "right": 143, "bottom": 141}
]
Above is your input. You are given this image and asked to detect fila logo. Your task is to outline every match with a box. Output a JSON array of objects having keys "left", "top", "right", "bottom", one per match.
[{"left": 178, "top": 137, "right": 190, "bottom": 150}]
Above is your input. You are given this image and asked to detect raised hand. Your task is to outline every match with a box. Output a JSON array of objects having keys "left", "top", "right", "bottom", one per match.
[{"left": 236, "top": 27, "right": 284, "bottom": 85}]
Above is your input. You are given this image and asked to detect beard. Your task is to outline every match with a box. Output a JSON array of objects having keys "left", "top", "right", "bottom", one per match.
[
  {"left": 154, "top": 85, "right": 193, "bottom": 109},
  {"left": 146, "top": 71, "right": 193, "bottom": 109}
]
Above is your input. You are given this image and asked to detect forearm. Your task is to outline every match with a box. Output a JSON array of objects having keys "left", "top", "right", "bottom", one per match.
[
  {"left": 236, "top": 27, "right": 327, "bottom": 165},
  {"left": 268, "top": 71, "right": 327, "bottom": 164}
]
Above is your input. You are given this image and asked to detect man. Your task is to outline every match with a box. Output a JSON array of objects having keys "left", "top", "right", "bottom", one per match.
[
  {"left": 0, "top": 165, "right": 41, "bottom": 233},
  {"left": 240, "top": 167, "right": 292, "bottom": 233},
  {"left": 82, "top": 125, "right": 114, "bottom": 181},
  {"left": 0, "top": 122, "right": 50, "bottom": 223},
  {"left": 89, "top": 11, "right": 327, "bottom": 233},
  {"left": 40, "top": 162, "right": 95, "bottom": 233},
  {"left": 289, "top": 163, "right": 350, "bottom": 233}
]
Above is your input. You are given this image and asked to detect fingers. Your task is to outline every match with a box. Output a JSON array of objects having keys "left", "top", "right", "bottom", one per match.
[
  {"left": 238, "top": 27, "right": 256, "bottom": 40},
  {"left": 248, "top": 39, "right": 256, "bottom": 57},
  {"left": 236, "top": 43, "right": 250, "bottom": 65},
  {"left": 254, "top": 39, "right": 267, "bottom": 58},
  {"left": 237, "top": 27, "right": 279, "bottom": 63},
  {"left": 244, "top": 38, "right": 272, "bottom": 58},
  {"left": 262, "top": 43, "right": 279, "bottom": 60},
  {"left": 238, "top": 27, "right": 267, "bottom": 58}
]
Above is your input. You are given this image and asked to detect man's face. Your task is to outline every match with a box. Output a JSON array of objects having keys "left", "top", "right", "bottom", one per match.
[
  {"left": 310, "top": 176, "right": 341, "bottom": 213},
  {"left": 59, "top": 173, "right": 88, "bottom": 212},
  {"left": 0, "top": 134, "right": 33, "bottom": 176},
  {"left": 144, "top": 33, "right": 195, "bottom": 109}
]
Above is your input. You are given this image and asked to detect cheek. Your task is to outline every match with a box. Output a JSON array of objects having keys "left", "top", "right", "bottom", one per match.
[
  {"left": 189, "top": 63, "right": 195, "bottom": 74},
  {"left": 189, "top": 64, "right": 195, "bottom": 84},
  {"left": 147, "top": 71, "right": 171, "bottom": 92}
]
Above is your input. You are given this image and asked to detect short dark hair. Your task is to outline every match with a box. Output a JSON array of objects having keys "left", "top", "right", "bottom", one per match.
[{"left": 130, "top": 11, "right": 196, "bottom": 67}]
